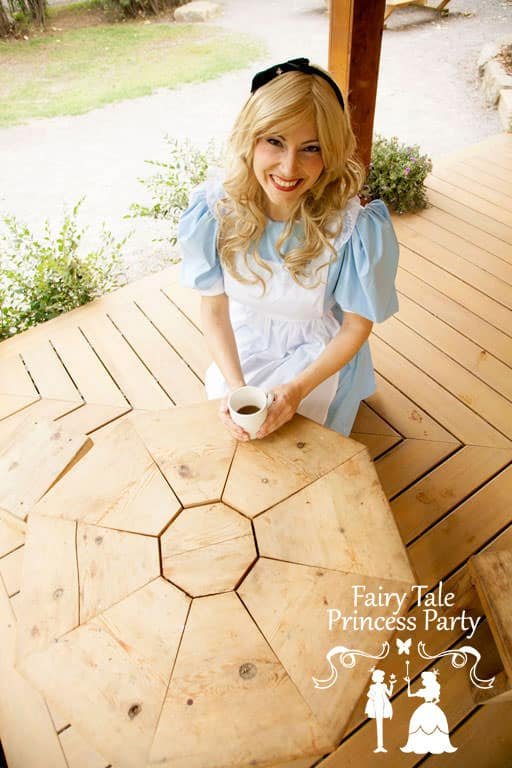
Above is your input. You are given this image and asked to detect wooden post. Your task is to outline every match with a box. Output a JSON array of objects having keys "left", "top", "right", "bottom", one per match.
[{"left": 328, "top": 0, "right": 386, "bottom": 171}]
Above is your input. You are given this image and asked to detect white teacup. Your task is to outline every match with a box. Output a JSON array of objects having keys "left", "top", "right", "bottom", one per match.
[{"left": 228, "top": 386, "right": 274, "bottom": 439}]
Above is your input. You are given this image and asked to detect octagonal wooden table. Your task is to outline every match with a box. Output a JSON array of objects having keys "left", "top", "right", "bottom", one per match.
[{"left": 14, "top": 401, "right": 413, "bottom": 768}]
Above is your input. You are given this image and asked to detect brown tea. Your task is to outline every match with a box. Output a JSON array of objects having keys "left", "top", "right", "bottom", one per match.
[{"left": 236, "top": 404, "right": 261, "bottom": 415}]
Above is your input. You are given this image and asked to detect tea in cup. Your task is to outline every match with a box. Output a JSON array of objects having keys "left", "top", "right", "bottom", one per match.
[{"left": 228, "top": 386, "right": 274, "bottom": 439}]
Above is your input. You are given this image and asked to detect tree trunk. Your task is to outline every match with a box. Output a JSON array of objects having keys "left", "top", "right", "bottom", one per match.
[{"left": 0, "top": 0, "right": 12, "bottom": 36}]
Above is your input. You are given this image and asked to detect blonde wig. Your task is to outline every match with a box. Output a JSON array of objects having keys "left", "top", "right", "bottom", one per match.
[{"left": 216, "top": 67, "right": 365, "bottom": 291}]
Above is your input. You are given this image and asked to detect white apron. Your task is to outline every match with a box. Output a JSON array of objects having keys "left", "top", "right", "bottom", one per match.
[{"left": 205, "top": 255, "right": 340, "bottom": 424}]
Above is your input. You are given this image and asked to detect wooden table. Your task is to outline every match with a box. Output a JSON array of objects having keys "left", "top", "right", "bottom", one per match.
[{"left": 9, "top": 402, "right": 413, "bottom": 768}]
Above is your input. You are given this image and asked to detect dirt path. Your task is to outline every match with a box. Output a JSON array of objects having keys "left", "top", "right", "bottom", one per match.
[{"left": 0, "top": 0, "right": 510, "bottom": 280}]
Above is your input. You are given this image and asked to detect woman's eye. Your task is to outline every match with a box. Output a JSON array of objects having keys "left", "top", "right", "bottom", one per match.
[
  {"left": 303, "top": 145, "right": 321, "bottom": 153},
  {"left": 266, "top": 138, "right": 282, "bottom": 147}
]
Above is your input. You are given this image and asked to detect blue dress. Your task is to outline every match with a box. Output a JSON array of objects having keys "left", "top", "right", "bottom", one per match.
[{"left": 179, "top": 180, "right": 399, "bottom": 436}]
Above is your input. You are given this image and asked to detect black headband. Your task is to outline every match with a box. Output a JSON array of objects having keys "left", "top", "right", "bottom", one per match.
[{"left": 250, "top": 57, "right": 345, "bottom": 111}]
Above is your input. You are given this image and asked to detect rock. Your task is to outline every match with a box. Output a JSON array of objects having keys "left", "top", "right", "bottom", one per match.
[
  {"left": 477, "top": 42, "right": 502, "bottom": 77},
  {"left": 481, "top": 58, "right": 511, "bottom": 106},
  {"left": 174, "top": 1, "right": 222, "bottom": 22},
  {"left": 498, "top": 89, "right": 512, "bottom": 132}
]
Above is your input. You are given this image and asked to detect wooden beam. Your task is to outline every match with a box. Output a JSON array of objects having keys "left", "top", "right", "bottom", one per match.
[{"left": 329, "top": 0, "right": 386, "bottom": 169}]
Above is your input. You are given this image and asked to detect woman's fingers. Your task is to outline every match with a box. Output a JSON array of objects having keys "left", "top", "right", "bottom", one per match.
[{"left": 218, "top": 398, "right": 250, "bottom": 441}]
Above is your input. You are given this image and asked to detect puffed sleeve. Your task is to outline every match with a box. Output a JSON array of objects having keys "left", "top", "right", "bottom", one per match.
[
  {"left": 334, "top": 200, "right": 399, "bottom": 322},
  {"left": 178, "top": 181, "right": 224, "bottom": 296}
]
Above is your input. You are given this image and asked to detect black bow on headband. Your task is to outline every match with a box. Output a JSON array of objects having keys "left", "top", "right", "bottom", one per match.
[{"left": 250, "top": 57, "right": 345, "bottom": 111}]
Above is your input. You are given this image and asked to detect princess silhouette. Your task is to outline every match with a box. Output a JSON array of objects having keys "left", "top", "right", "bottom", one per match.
[
  {"left": 401, "top": 670, "right": 457, "bottom": 754},
  {"left": 365, "top": 668, "right": 395, "bottom": 753}
]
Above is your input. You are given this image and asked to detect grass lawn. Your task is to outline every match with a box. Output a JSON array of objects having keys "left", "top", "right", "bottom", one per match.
[{"left": 0, "top": 6, "right": 265, "bottom": 127}]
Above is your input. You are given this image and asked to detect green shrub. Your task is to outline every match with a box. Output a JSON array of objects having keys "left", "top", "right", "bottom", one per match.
[
  {"left": 365, "top": 135, "right": 433, "bottom": 214},
  {"left": 0, "top": 200, "right": 127, "bottom": 340},
  {"left": 129, "top": 137, "right": 223, "bottom": 245}
]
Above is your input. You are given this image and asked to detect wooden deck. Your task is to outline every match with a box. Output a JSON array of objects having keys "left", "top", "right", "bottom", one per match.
[{"left": 1, "top": 132, "right": 512, "bottom": 767}]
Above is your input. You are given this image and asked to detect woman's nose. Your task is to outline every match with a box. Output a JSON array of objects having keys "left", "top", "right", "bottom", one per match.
[{"left": 279, "top": 149, "right": 300, "bottom": 177}]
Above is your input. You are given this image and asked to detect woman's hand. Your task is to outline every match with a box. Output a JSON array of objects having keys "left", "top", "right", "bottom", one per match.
[
  {"left": 219, "top": 395, "right": 250, "bottom": 442},
  {"left": 255, "top": 381, "right": 302, "bottom": 439}
]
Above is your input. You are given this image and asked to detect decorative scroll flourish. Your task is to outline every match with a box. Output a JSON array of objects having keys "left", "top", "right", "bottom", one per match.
[
  {"left": 312, "top": 643, "right": 390, "bottom": 690},
  {"left": 418, "top": 642, "right": 495, "bottom": 690}
]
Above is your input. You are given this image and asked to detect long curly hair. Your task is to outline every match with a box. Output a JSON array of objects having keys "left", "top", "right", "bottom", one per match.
[{"left": 216, "top": 67, "right": 365, "bottom": 292}]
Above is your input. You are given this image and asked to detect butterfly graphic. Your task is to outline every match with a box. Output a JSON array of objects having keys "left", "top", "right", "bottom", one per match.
[{"left": 396, "top": 637, "right": 412, "bottom": 656}]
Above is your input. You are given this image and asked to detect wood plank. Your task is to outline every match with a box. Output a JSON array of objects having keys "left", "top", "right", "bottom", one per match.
[
  {"left": 0, "top": 352, "right": 38, "bottom": 396},
  {"left": 49, "top": 326, "right": 128, "bottom": 407},
  {"left": 351, "top": 401, "right": 400, "bottom": 437},
  {"left": 78, "top": 312, "right": 173, "bottom": 410},
  {"left": 395, "top": 219, "right": 512, "bottom": 308},
  {"left": 254, "top": 456, "right": 413, "bottom": 582},
  {"left": 20, "top": 578, "right": 190, "bottom": 768},
  {"left": 450, "top": 153, "right": 512, "bottom": 188},
  {"left": 0, "top": 415, "right": 89, "bottom": 521},
  {"left": 366, "top": 372, "right": 458, "bottom": 442},
  {"left": 375, "top": 438, "right": 458, "bottom": 500},
  {"left": 55, "top": 402, "right": 130, "bottom": 435},
  {"left": 35, "top": 420, "right": 181, "bottom": 536},
  {"left": 130, "top": 286, "right": 209, "bottom": 381},
  {"left": 0, "top": 507, "right": 26, "bottom": 558},
  {"left": 395, "top": 212, "right": 512, "bottom": 283},
  {"left": 161, "top": 502, "right": 256, "bottom": 596},
  {"left": 433, "top": 160, "right": 512, "bottom": 199},
  {"left": 395, "top": 294, "right": 512, "bottom": 401},
  {"left": 344, "top": 558, "right": 492, "bottom": 735},
  {"left": 376, "top": 317, "right": 512, "bottom": 438},
  {"left": 0, "top": 393, "right": 39, "bottom": 421},
  {"left": 424, "top": 188, "right": 512, "bottom": 244},
  {"left": 162, "top": 268, "right": 202, "bottom": 329},
  {"left": 16, "top": 515, "right": 78, "bottom": 659},
  {"left": 239, "top": 559, "right": 411, "bottom": 747},
  {"left": 396, "top": 267, "right": 512, "bottom": 367},
  {"left": 426, "top": 175, "right": 512, "bottom": 227},
  {"left": 130, "top": 402, "right": 236, "bottom": 508},
  {"left": 420, "top": 702, "right": 512, "bottom": 768},
  {"left": 429, "top": 167, "right": 512, "bottom": 214},
  {"left": 317, "top": 621, "right": 499, "bottom": 767},
  {"left": 0, "top": 353, "right": 40, "bottom": 419},
  {"left": 106, "top": 302, "right": 204, "bottom": 406},
  {"left": 370, "top": 336, "right": 511, "bottom": 447},
  {"left": 469, "top": 550, "right": 512, "bottom": 681},
  {"left": 18, "top": 341, "right": 83, "bottom": 402},
  {"left": 399, "top": 245, "right": 512, "bottom": 336},
  {"left": 150, "top": 590, "right": 333, "bottom": 768},
  {"left": 350, "top": 432, "right": 401, "bottom": 459},
  {"left": 391, "top": 445, "right": 512, "bottom": 543},
  {"left": 59, "top": 726, "right": 110, "bottom": 768},
  {"left": 0, "top": 545, "right": 24, "bottom": 596},
  {"left": 0, "top": 576, "right": 69, "bottom": 768},
  {"left": 408, "top": 465, "right": 512, "bottom": 588},
  {"left": 77, "top": 524, "right": 160, "bottom": 623},
  {"left": 224, "top": 416, "right": 366, "bottom": 518},
  {"left": 417, "top": 202, "right": 512, "bottom": 263}
]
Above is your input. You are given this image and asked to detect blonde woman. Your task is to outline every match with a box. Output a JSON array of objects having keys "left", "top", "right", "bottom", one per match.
[{"left": 179, "top": 58, "right": 399, "bottom": 440}]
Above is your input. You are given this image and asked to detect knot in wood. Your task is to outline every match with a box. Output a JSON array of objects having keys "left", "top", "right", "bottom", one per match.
[
  {"left": 296, "top": 441, "right": 306, "bottom": 449},
  {"left": 261, "top": 477, "right": 269, "bottom": 484},
  {"left": 178, "top": 464, "right": 192, "bottom": 478},
  {"left": 53, "top": 588, "right": 64, "bottom": 600},
  {"left": 239, "top": 662, "right": 257, "bottom": 680},
  {"left": 94, "top": 536, "right": 103, "bottom": 545},
  {"left": 128, "top": 704, "right": 142, "bottom": 719},
  {"left": 8, "top": 461, "right": 18, "bottom": 471},
  {"left": 187, "top": 699, "right": 194, "bottom": 706}
]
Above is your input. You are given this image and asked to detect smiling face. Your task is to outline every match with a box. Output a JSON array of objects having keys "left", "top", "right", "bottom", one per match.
[{"left": 252, "top": 119, "right": 324, "bottom": 221}]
